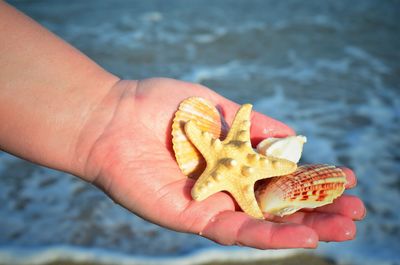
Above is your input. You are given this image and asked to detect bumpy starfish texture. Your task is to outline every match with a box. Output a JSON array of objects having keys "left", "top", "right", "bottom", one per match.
[{"left": 184, "top": 104, "right": 297, "bottom": 218}]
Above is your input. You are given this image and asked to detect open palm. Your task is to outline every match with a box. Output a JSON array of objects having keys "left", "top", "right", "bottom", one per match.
[{"left": 83, "top": 78, "right": 365, "bottom": 249}]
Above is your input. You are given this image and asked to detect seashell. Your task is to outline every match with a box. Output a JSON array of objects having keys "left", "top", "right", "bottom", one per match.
[
  {"left": 255, "top": 164, "right": 346, "bottom": 217},
  {"left": 256, "top": 135, "right": 307, "bottom": 164},
  {"left": 172, "top": 97, "right": 228, "bottom": 178}
]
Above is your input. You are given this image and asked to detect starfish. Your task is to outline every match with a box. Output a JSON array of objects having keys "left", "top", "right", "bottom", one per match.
[{"left": 184, "top": 104, "right": 297, "bottom": 219}]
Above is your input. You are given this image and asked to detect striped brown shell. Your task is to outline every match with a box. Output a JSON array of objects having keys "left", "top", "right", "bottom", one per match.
[{"left": 255, "top": 164, "right": 346, "bottom": 217}]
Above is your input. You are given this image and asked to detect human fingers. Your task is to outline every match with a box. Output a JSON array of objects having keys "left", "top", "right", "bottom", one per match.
[
  {"left": 267, "top": 212, "right": 356, "bottom": 242},
  {"left": 301, "top": 195, "right": 366, "bottom": 220},
  {"left": 304, "top": 167, "right": 365, "bottom": 219},
  {"left": 270, "top": 168, "right": 364, "bottom": 221},
  {"left": 200, "top": 211, "right": 318, "bottom": 249},
  {"left": 341, "top": 167, "right": 357, "bottom": 189},
  {"left": 213, "top": 96, "right": 295, "bottom": 145},
  {"left": 250, "top": 110, "right": 296, "bottom": 145}
]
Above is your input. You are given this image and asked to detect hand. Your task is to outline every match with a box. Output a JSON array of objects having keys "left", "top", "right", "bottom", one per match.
[
  {"left": 0, "top": 2, "right": 365, "bottom": 249},
  {"left": 80, "top": 77, "right": 366, "bottom": 249}
]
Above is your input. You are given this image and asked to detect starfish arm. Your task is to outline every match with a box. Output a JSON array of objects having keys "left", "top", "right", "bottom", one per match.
[
  {"left": 184, "top": 120, "right": 217, "bottom": 160},
  {"left": 191, "top": 167, "right": 227, "bottom": 201},
  {"left": 224, "top": 104, "right": 252, "bottom": 143},
  {"left": 258, "top": 156, "right": 297, "bottom": 178},
  {"left": 230, "top": 184, "right": 264, "bottom": 219}
]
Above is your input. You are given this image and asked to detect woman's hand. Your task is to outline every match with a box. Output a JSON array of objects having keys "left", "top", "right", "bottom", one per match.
[{"left": 80, "top": 77, "right": 366, "bottom": 249}]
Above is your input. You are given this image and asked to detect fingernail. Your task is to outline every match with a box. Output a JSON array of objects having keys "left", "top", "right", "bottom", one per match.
[
  {"left": 343, "top": 224, "right": 356, "bottom": 240},
  {"left": 304, "top": 232, "right": 318, "bottom": 248},
  {"left": 360, "top": 207, "right": 367, "bottom": 220},
  {"left": 352, "top": 202, "right": 367, "bottom": 220},
  {"left": 305, "top": 238, "right": 317, "bottom": 248}
]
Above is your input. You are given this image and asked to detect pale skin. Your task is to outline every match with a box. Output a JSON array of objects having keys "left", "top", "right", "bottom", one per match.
[{"left": 0, "top": 2, "right": 365, "bottom": 249}]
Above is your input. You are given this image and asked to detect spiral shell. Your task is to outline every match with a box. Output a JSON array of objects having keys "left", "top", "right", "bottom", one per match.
[
  {"left": 255, "top": 164, "right": 346, "bottom": 217},
  {"left": 172, "top": 97, "right": 228, "bottom": 178}
]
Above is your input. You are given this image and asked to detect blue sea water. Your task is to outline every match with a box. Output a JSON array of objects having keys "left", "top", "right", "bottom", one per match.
[{"left": 1, "top": 1, "right": 400, "bottom": 264}]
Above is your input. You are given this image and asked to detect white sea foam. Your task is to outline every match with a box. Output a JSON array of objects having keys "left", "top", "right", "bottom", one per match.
[
  {"left": 0, "top": 245, "right": 397, "bottom": 265},
  {"left": 181, "top": 61, "right": 241, "bottom": 83},
  {"left": 0, "top": 246, "right": 307, "bottom": 265}
]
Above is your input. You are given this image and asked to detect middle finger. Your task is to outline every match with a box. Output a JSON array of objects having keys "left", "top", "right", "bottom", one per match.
[
  {"left": 301, "top": 194, "right": 366, "bottom": 220},
  {"left": 266, "top": 211, "right": 356, "bottom": 242}
]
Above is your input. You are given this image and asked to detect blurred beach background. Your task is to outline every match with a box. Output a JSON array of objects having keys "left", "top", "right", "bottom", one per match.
[{"left": 1, "top": 0, "right": 400, "bottom": 264}]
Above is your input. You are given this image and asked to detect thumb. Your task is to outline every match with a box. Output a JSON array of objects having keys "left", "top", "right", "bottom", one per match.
[
  {"left": 212, "top": 95, "right": 295, "bottom": 146},
  {"left": 250, "top": 110, "right": 295, "bottom": 146}
]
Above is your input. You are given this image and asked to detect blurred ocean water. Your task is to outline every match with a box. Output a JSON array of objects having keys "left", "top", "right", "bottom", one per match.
[{"left": 1, "top": 0, "right": 400, "bottom": 264}]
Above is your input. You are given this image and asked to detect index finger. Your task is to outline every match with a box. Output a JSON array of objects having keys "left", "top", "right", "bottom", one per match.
[{"left": 250, "top": 111, "right": 296, "bottom": 146}]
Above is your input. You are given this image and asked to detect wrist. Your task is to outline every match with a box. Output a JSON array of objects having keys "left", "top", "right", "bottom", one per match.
[{"left": 72, "top": 79, "right": 139, "bottom": 182}]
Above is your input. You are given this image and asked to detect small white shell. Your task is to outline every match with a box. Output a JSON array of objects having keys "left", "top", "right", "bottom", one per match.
[{"left": 256, "top": 135, "right": 307, "bottom": 163}]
